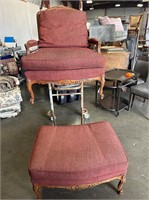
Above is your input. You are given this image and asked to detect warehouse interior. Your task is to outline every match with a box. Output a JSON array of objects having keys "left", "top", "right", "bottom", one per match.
[{"left": 1, "top": 0, "right": 149, "bottom": 199}]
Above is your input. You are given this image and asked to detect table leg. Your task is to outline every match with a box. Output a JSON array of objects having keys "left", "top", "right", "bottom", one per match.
[
  {"left": 95, "top": 81, "right": 99, "bottom": 106},
  {"left": 80, "top": 82, "right": 85, "bottom": 124},
  {"left": 48, "top": 83, "right": 56, "bottom": 125},
  {"left": 116, "top": 86, "right": 121, "bottom": 117}
]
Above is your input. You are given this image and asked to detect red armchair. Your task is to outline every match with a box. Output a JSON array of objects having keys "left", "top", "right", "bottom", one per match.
[{"left": 21, "top": 6, "right": 105, "bottom": 123}]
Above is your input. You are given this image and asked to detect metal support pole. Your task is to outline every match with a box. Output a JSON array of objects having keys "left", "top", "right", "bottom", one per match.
[
  {"left": 131, "top": 28, "right": 140, "bottom": 71},
  {"left": 48, "top": 83, "right": 56, "bottom": 125},
  {"left": 80, "top": 82, "right": 84, "bottom": 124},
  {"left": 79, "top": 0, "right": 83, "bottom": 11}
]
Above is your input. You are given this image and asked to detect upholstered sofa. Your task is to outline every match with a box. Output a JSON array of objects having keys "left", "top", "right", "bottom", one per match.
[
  {"left": 21, "top": 6, "right": 105, "bottom": 104},
  {"left": 89, "top": 16, "right": 129, "bottom": 43}
]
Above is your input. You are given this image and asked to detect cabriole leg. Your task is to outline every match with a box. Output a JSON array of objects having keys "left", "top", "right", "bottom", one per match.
[
  {"left": 33, "top": 185, "right": 41, "bottom": 199},
  {"left": 118, "top": 175, "right": 126, "bottom": 195},
  {"left": 99, "top": 75, "right": 105, "bottom": 99},
  {"left": 27, "top": 80, "right": 35, "bottom": 104}
]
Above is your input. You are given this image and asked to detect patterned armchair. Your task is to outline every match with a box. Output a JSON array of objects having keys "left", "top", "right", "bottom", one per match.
[{"left": 21, "top": 6, "right": 105, "bottom": 105}]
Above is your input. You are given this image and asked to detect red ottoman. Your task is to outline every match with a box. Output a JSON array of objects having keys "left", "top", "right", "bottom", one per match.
[{"left": 28, "top": 121, "right": 128, "bottom": 199}]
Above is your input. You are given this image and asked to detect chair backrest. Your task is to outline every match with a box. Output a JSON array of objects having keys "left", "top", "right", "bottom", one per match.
[
  {"left": 37, "top": 6, "right": 88, "bottom": 48},
  {"left": 129, "top": 14, "right": 143, "bottom": 29}
]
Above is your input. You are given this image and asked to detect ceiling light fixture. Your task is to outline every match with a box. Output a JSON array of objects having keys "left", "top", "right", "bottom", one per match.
[
  {"left": 115, "top": 4, "right": 120, "bottom": 7},
  {"left": 137, "top": 3, "right": 143, "bottom": 7},
  {"left": 86, "top": 0, "right": 93, "bottom": 4}
]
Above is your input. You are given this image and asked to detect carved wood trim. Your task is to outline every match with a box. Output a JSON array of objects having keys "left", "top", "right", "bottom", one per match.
[
  {"left": 33, "top": 184, "right": 41, "bottom": 199},
  {"left": 118, "top": 175, "right": 126, "bottom": 195},
  {"left": 32, "top": 174, "right": 126, "bottom": 198},
  {"left": 26, "top": 75, "right": 105, "bottom": 104}
]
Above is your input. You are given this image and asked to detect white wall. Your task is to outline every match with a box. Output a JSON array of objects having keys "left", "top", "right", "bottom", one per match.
[
  {"left": 0, "top": 0, "right": 39, "bottom": 49},
  {"left": 0, "top": 0, "right": 62, "bottom": 50}
]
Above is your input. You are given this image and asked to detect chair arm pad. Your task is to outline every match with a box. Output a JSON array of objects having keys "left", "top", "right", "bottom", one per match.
[
  {"left": 25, "top": 40, "right": 39, "bottom": 54},
  {"left": 88, "top": 38, "right": 101, "bottom": 53}
]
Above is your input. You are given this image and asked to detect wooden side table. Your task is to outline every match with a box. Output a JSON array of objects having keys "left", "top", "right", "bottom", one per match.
[{"left": 101, "top": 51, "right": 130, "bottom": 71}]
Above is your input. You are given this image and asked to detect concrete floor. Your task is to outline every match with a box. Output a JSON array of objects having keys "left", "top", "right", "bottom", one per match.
[{"left": 1, "top": 80, "right": 149, "bottom": 199}]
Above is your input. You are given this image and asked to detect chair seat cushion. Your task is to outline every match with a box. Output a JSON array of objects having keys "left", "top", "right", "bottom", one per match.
[
  {"left": 131, "top": 83, "right": 149, "bottom": 99},
  {"left": 29, "top": 121, "right": 128, "bottom": 186},
  {"left": 21, "top": 48, "right": 105, "bottom": 72},
  {"left": 24, "top": 67, "right": 105, "bottom": 82}
]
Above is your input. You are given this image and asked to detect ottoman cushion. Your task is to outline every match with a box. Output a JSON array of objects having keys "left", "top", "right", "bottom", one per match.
[{"left": 29, "top": 121, "right": 128, "bottom": 186}]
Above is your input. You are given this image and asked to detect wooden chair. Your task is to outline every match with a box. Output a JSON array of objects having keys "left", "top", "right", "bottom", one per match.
[{"left": 127, "top": 14, "right": 143, "bottom": 71}]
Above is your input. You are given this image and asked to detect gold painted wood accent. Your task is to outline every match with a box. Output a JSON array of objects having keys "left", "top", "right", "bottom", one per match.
[
  {"left": 32, "top": 174, "right": 126, "bottom": 199},
  {"left": 118, "top": 175, "right": 126, "bottom": 195},
  {"left": 33, "top": 185, "right": 41, "bottom": 199},
  {"left": 27, "top": 75, "right": 105, "bottom": 104}
]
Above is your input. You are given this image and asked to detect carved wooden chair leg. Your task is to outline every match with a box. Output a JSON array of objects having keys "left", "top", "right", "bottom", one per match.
[
  {"left": 27, "top": 80, "right": 35, "bottom": 104},
  {"left": 99, "top": 75, "right": 105, "bottom": 99},
  {"left": 117, "top": 175, "right": 126, "bottom": 195},
  {"left": 33, "top": 185, "right": 41, "bottom": 199}
]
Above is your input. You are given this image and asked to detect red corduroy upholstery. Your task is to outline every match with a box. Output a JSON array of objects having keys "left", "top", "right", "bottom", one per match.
[{"left": 29, "top": 121, "right": 128, "bottom": 186}]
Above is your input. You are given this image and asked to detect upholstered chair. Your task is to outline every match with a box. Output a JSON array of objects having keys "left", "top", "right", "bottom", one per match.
[
  {"left": 21, "top": 6, "right": 105, "bottom": 124},
  {"left": 21, "top": 6, "right": 105, "bottom": 104}
]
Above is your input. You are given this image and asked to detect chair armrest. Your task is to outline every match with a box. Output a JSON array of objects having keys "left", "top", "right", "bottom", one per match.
[
  {"left": 25, "top": 40, "right": 39, "bottom": 54},
  {"left": 89, "top": 25, "right": 115, "bottom": 42},
  {"left": 88, "top": 38, "right": 101, "bottom": 53}
]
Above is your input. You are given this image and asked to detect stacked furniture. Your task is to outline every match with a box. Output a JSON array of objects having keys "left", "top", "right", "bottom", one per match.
[
  {"left": 0, "top": 76, "right": 22, "bottom": 118},
  {"left": 89, "top": 16, "right": 129, "bottom": 43}
]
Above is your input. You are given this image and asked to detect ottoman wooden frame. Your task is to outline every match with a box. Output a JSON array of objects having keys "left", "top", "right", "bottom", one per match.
[{"left": 33, "top": 175, "right": 126, "bottom": 199}]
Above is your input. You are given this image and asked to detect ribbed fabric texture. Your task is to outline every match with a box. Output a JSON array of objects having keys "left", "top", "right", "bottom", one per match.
[
  {"left": 38, "top": 7, "right": 88, "bottom": 48},
  {"left": 22, "top": 47, "right": 105, "bottom": 72},
  {"left": 29, "top": 121, "right": 128, "bottom": 186},
  {"left": 25, "top": 67, "right": 105, "bottom": 81},
  {"left": 21, "top": 6, "right": 105, "bottom": 82}
]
